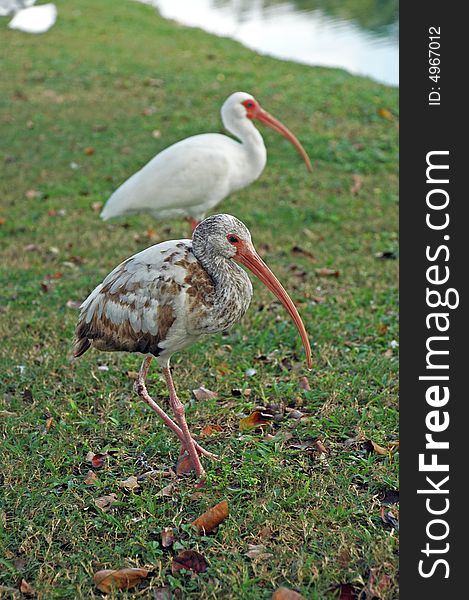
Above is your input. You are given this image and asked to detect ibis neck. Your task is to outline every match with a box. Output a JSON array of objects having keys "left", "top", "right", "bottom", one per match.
[
  {"left": 191, "top": 242, "right": 253, "bottom": 327},
  {"left": 223, "top": 116, "right": 267, "bottom": 180}
]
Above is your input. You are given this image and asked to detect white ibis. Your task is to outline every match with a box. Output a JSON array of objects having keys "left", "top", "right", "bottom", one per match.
[
  {"left": 100, "top": 92, "right": 312, "bottom": 231},
  {"left": 74, "top": 214, "right": 312, "bottom": 478}
]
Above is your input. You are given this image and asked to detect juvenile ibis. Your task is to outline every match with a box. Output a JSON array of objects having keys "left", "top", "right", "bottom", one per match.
[
  {"left": 74, "top": 214, "right": 312, "bottom": 478},
  {"left": 100, "top": 92, "right": 312, "bottom": 231}
]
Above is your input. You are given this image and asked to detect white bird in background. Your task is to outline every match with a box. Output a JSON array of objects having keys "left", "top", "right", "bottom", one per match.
[
  {"left": 74, "top": 214, "right": 312, "bottom": 479},
  {"left": 100, "top": 92, "right": 312, "bottom": 231}
]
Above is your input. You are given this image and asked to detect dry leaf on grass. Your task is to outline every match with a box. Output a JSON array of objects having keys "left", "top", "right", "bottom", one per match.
[
  {"left": 94, "top": 568, "right": 151, "bottom": 593},
  {"left": 192, "top": 386, "right": 218, "bottom": 401},
  {"left": 367, "top": 567, "right": 393, "bottom": 598},
  {"left": 119, "top": 475, "right": 140, "bottom": 490},
  {"left": 25, "top": 189, "right": 41, "bottom": 199},
  {"left": 94, "top": 493, "right": 117, "bottom": 512},
  {"left": 161, "top": 527, "right": 175, "bottom": 548},
  {"left": 363, "top": 439, "right": 392, "bottom": 455},
  {"left": 380, "top": 506, "right": 399, "bottom": 531},
  {"left": 291, "top": 246, "right": 316, "bottom": 262},
  {"left": 192, "top": 499, "right": 229, "bottom": 534},
  {"left": 289, "top": 438, "right": 327, "bottom": 454},
  {"left": 377, "top": 107, "right": 393, "bottom": 120},
  {"left": 19, "top": 578, "right": 34, "bottom": 595},
  {"left": 83, "top": 147, "right": 95, "bottom": 155},
  {"left": 84, "top": 470, "right": 98, "bottom": 485},
  {"left": 158, "top": 483, "right": 176, "bottom": 497},
  {"left": 315, "top": 267, "right": 340, "bottom": 278},
  {"left": 272, "top": 587, "right": 306, "bottom": 600},
  {"left": 66, "top": 299, "right": 81, "bottom": 309},
  {"left": 200, "top": 424, "right": 224, "bottom": 436},
  {"left": 337, "top": 583, "right": 359, "bottom": 600},
  {"left": 171, "top": 550, "right": 208, "bottom": 575},
  {"left": 239, "top": 410, "right": 273, "bottom": 431},
  {"left": 350, "top": 174, "right": 363, "bottom": 195},
  {"left": 86, "top": 452, "right": 108, "bottom": 468},
  {"left": 153, "top": 586, "right": 172, "bottom": 600},
  {"left": 245, "top": 544, "right": 273, "bottom": 560},
  {"left": 298, "top": 376, "right": 311, "bottom": 391},
  {"left": 176, "top": 452, "right": 194, "bottom": 475}
]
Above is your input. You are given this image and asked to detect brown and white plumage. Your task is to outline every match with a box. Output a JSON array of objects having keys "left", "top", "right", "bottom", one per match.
[{"left": 74, "top": 214, "right": 311, "bottom": 479}]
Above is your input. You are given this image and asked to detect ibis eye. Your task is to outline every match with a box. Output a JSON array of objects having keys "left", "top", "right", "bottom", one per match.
[{"left": 227, "top": 234, "right": 239, "bottom": 244}]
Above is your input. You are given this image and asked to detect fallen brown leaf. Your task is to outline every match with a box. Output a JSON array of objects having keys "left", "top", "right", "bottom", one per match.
[
  {"left": 91, "top": 453, "right": 108, "bottom": 469},
  {"left": 119, "top": 475, "right": 140, "bottom": 490},
  {"left": 377, "top": 107, "right": 393, "bottom": 120},
  {"left": 245, "top": 544, "right": 273, "bottom": 560},
  {"left": 158, "top": 483, "right": 176, "bottom": 497},
  {"left": 337, "top": 583, "right": 359, "bottom": 600},
  {"left": 363, "top": 439, "right": 388, "bottom": 455},
  {"left": 192, "top": 386, "right": 218, "bottom": 401},
  {"left": 0, "top": 217, "right": 6, "bottom": 225},
  {"left": 200, "top": 424, "right": 224, "bottom": 436},
  {"left": 84, "top": 470, "right": 98, "bottom": 485},
  {"left": 380, "top": 506, "right": 399, "bottom": 530},
  {"left": 272, "top": 587, "right": 306, "bottom": 600},
  {"left": 127, "top": 370, "right": 139, "bottom": 380},
  {"left": 291, "top": 246, "right": 316, "bottom": 262},
  {"left": 66, "top": 299, "right": 81, "bottom": 310},
  {"left": 19, "top": 578, "right": 34, "bottom": 595},
  {"left": 192, "top": 499, "right": 229, "bottom": 534},
  {"left": 350, "top": 174, "right": 363, "bottom": 195},
  {"left": 377, "top": 322, "right": 389, "bottom": 335},
  {"left": 25, "top": 189, "right": 41, "bottom": 199},
  {"left": 367, "top": 567, "right": 393, "bottom": 598},
  {"left": 161, "top": 527, "right": 175, "bottom": 548},
  {"left": 93, "top": 568, "right": 151, "bottom": 593},
  {"left": 144, "top": 227, "right": 159, "bottom": 240},
  {"left": 315, "top": 267, "right": 339, "bottom": 278},
  {"left": 239, "top": 410, "right": 273, "bottom": 431},
  {"left": 176, "top": 452, "right": 194, "bottom": 475},
  {"left": 290, "top": 438, "right": 327, "bottom": 454},
  {"left": 84, "top": 147, "right": 95, "bottom": 155},
  {"left": 94, "top": 493, "right": 117, "bottom": 512},
  {"left": 171, "top": 550, "right": 208, "bottom": 575},
  {"left": 142, "top": 106, "right": 157, "bottom": 116},
  {"left": 153, "top": 586, "right": 172, "bottom": 600},
  {"left": 298, "top": 376, "right": 311, "bottom": 391}
]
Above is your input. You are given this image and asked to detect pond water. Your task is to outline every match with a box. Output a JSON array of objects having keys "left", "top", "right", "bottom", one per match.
[{"left": 140, "top": 0, "right": 398, "bottom": 86}]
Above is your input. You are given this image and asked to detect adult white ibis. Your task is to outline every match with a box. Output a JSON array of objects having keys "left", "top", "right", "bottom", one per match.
[
  {"left": 100, "top": 92, "right": 312, "bottom": 231},
  {"left": 74, "top": 214, "right": 312, "bottom": 478}
]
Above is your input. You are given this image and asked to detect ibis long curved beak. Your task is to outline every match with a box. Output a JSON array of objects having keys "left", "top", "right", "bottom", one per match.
[
  {"left": 235, "top": 243, "right": 313, "bottom": 369},
  {"left": 253, "top": 108, "right": 312, "bottom": 173}
]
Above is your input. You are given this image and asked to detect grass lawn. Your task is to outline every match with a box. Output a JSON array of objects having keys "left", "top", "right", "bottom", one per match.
[{"left": 0, "top": 1, "right": 399, "bottom": 598}]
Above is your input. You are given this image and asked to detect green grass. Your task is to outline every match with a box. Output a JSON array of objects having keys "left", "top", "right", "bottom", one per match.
[{"left": 0, "top": 1, "right": 399, "bottom": 598}]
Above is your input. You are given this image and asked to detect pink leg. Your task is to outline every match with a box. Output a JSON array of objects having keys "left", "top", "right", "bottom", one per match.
[
  {"left": 135, "top": 356, "right": 216, "bottom": 461},
  {"left": 162, "top": 366, "right": 205, "bottom": 479}
]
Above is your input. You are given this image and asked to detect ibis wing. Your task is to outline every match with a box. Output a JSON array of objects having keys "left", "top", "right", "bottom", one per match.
[
  {"left": 100, "top": 134, "right": 236, "bottom": 220},
  {"left": 74, "top": 241, "right": 193, "bottom": 357}
]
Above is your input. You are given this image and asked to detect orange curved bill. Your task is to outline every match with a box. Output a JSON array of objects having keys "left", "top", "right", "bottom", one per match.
[
  {"left": 254, "top": 108, "right": 312, "bottom": 173},
  {"left": 235, "top": 243, "right": 313, "bottom": 369}
]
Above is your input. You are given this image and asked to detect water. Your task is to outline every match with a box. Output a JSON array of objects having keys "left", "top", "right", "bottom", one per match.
[{"left": 140, "top": 0, "right": 398, "bottom": 86}]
